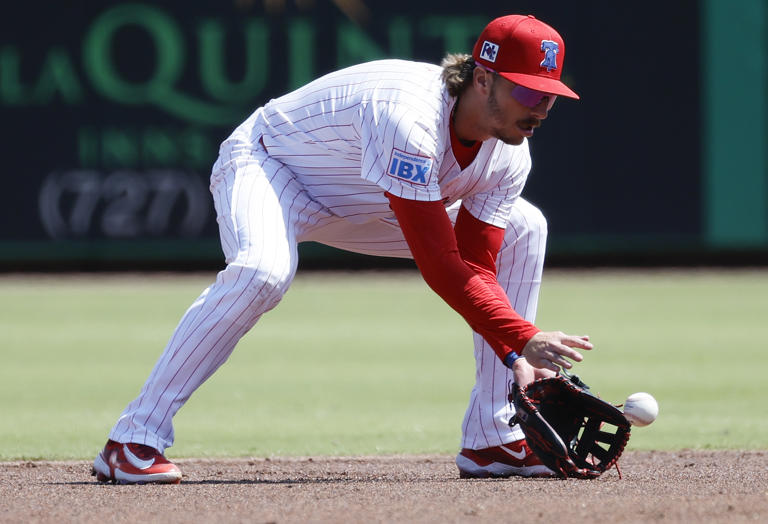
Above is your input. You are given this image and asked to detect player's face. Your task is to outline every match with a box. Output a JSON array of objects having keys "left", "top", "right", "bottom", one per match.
[{"left": 486, "top": 75, "right": 554, "bottom": 145}]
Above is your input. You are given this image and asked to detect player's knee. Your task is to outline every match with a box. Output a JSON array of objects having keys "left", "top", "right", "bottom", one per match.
[
  {"left": 525, "top": 204, "right": 548, "bottom": 240},
  {"left": 218, "top": 262, "right": 295, "bottom": 315},
  {"left": 510, "top": 200, "right": 548, "bottom": 241},
  {"left": 245, "top": 265, "right": 293, "bottom": 307}
]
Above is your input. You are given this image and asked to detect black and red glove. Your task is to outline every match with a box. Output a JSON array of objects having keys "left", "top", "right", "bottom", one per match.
[{"left": 511, "top": 373, "right": 631, "bottom": 479}]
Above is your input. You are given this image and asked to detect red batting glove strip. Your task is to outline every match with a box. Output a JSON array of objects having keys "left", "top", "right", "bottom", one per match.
[{"left": 386, "top": 193, "right": 540, "bottom": 360}]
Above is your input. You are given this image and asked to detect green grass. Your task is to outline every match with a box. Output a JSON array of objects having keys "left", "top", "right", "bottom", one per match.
[{"left": 0, "top": 269, "right": 766, "bottom": 460}]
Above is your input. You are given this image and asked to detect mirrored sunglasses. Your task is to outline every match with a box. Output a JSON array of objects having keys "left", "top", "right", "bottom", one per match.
[
  {"left": 476, "top": 63, "right": 557, "bottom": 110},
  {"left": 510, "top": 84, "right": 557, "bottom": 110}
]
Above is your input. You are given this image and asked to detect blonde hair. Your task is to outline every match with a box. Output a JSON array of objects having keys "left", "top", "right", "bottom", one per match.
[{"left": 440, "top": 53, "right": 476, "bottom": 97}]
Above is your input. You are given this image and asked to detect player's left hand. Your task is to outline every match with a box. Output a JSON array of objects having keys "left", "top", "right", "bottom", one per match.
[{"left": 521, "top": 331, "right": 593, "bottom": 372}]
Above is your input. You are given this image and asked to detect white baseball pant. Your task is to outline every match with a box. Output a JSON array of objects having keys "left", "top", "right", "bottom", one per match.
[{"left": 109, "top": 145, "right": 546, "bottom": 452}]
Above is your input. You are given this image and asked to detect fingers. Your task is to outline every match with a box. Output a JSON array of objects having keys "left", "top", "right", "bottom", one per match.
[
  {"left": 529, "top": 347, "right": 569, "bottom": 371},
  {"left": 561, "top": 334, "right": 593, "bottom": 350},
  {"left": 556, "top": 343, "right": 584, "bottom": 363},
  {"left": 550, "top": 345, "right": 579, "bottom": 368},
  {"left": 520, "top": 331, "right": 594, "bottom": 371},
  {"left": 554, "top": 335, "right": 592, "bottom": 364}
]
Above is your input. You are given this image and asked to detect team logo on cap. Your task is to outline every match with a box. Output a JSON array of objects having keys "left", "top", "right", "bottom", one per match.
[
  {"left": 540, "top": 40, "right": 559, "bottom": 71},
  {"left": 479, "top": 40, "right": 499, "bottom": 63}
]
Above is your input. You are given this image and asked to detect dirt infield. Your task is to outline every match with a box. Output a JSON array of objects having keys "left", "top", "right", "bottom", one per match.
[{"left": 1, "top": 451, "right": 766, "bottom": 523}]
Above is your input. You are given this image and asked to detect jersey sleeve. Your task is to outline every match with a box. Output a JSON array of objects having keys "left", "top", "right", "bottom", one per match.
[
  {"left": 461, "top": 142, "right": 532, "bottom": 228},
  {"left": 386, "top": 193, "right": 540, "bottom": 362},
  {"left": 359, "top": 100, "right": 444, "bottom": 202}
]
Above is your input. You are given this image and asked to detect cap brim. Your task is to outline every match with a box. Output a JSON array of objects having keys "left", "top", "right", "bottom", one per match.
[{"left": 500, "top": 72, "right": 580, "bottom": 99}]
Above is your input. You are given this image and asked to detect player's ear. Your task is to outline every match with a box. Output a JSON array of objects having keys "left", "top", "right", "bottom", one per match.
[{"left": 474, "top": 66, "right": 491, "bottom": 94}]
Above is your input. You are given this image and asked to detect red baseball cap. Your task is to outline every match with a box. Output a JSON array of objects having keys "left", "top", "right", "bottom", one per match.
[{"left": 472, "top": 14, "right": 579, "bottom": 99}]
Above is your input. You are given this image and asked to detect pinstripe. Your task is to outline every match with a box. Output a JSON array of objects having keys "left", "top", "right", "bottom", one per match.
[
  {"left": 462, "top": 391, "right": 479, "bottom": 446},
  {"left": 477, "top": 332, "right": 490, "bottom": 448},
  {"left": 265, "top": 71, "right": 443, "bottom": 117},
  {"left": 463, "top": 146, "right": 495, "bottom": 197},
  {"left": 368, "top": 104, "right": 406, "bottom": 188},
  {"left": 489, "top": 342, "right": 502, "bottom": 444},
  {"left": 511, "top": 218, "right": 528, "bottom": 314},
  {"left": 270, "top": 91, "right": 440, "bottom": 129}
]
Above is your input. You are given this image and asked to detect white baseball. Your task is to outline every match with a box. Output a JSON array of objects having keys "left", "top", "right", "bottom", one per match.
[{"left": 622, "top": 392, "right": 659, "bottom": 427}]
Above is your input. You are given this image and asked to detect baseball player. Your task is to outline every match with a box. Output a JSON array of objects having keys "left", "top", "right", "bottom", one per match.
[{"left": 93, "top": 14, "right": 591, "bottom": 484}]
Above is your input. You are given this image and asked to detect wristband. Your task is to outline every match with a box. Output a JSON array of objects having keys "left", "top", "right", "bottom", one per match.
[{"left": 503, "top": 351, "right": 522, "bottom": 368}]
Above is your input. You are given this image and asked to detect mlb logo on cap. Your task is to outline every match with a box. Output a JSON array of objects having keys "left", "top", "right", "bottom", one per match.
[{"left": 479, "top": 41, "right": 499, "bottom": 63}]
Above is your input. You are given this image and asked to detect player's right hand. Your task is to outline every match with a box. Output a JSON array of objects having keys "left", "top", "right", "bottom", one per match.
[{"left": 520, "top": 331, "right": 593, "bottom": 372}]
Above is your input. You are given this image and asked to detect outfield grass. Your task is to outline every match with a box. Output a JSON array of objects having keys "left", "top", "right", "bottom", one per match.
[{"left": 0, "top": 269, "right": 766, "bottom": 460}]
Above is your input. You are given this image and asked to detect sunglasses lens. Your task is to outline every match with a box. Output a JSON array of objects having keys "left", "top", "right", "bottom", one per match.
[
  {"left": 511, "top": 85, "right": 556, "bottom": 109},
  {"left": 546, "top": 94, "right": 557, "bottom": 110}
]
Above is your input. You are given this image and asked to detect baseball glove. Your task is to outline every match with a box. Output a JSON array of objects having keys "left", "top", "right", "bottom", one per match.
[{"left": 510, "top": 373, "right": 631, "bottom": 479}]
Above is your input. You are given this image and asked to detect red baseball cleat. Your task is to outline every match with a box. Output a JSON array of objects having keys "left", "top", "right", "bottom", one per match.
[
  {"left": 456, "top": 439, "right": 554, "bottom": 478},
  {"left": 92, "top": 440, "right": 182, "bottom": 484}
]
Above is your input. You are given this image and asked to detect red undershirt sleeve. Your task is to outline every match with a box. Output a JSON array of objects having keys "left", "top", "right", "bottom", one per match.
[{"left": 386, "top": 193, "right": 540, "bottom": 362}]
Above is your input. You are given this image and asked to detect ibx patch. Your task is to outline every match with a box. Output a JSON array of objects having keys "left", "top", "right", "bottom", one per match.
[{"left": 387, "top": 149, "right": 433, "bottom": 186}]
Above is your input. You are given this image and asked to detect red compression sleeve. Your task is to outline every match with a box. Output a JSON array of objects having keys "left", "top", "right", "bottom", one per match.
[
  {"left": 386, "top": 193, "right": 540, "bottom": 361},
  {"left": 454, "top": 205, "right": 510, "bottom": 305}
]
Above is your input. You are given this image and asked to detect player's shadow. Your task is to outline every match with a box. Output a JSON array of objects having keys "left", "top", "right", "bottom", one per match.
[
  {"left": 183, "top": 478, "right": 389, "bottom": 485},
  {"left": 54, "top": 475, "right": 468, "bottom": 486}
]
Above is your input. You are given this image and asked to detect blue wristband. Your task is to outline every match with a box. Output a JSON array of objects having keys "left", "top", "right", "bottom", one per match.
[{"left": 503, "top": 352, "right": 522, "bottom": 368}]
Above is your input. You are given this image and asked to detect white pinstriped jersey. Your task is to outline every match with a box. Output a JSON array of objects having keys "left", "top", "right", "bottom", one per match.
[{"left": 222, "top": 59, "right": 533, "bottom": 228}]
